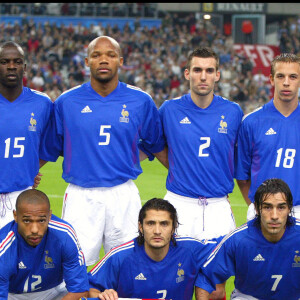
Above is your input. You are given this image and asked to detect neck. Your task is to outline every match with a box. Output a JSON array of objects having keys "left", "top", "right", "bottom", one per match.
[
  {"left": 144, "top": 243, "right": 170, "bottom": 262},
  {"left": 190, "top": 91, "right": 214, "bottom": 109},
  {"left": 90, "top": 77, "right": 118, "bottom": 97},
  {"left": 0, "top": 85, "right": 23, "bottom": 102},
  {"left": 273, "top": 97, "right": 298, "bottom": 117}
]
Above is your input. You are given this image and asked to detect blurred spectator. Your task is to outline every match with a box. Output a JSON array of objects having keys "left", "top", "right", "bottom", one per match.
[{"left": 0, "top": 7, "right": 296, "bottom": 115}]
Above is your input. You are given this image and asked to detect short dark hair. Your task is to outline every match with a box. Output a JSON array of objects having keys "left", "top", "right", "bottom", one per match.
[
  {"left": 16, "top": 189, "right": 50, "bottom": 211},
  {"left": 254, "top": 178, "right": 294, "bottom": 227},
  {"left": 137, "top": 198, "right": 179, "bottom": 246},
  {"left": 186, "top": 47, "right": 219, "bottom": 70},
  {"left": 270, "top": 53, "right": 300, "bottom": 78}
]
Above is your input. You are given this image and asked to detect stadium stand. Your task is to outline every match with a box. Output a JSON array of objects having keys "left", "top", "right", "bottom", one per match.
[{"left": 0, "top": 3, "right": 299, "bottom": 114}]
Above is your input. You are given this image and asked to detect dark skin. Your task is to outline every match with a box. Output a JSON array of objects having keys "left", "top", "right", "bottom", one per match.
[{"left": 0, "top": 45, "right": 26, "bottom": 102}]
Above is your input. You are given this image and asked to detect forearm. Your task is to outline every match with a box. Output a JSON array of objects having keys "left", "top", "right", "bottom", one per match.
[
  {"left": 154, "top": 146, "right": 169, "bottom": 169},
  {"left": 88, "top": 288, "right": 101, "bottom": 297},
  {"left": 61, "top": 291, "right": 88, "bottom": 300},
  {"left": 39, "top": 159, "right": 48, "bottom": 168},
  {"left": 195, "top": 287, "right": 210, "bottom": 300},
  {"left": 236, "top": 179, "right": 252, "bottom": 206}
]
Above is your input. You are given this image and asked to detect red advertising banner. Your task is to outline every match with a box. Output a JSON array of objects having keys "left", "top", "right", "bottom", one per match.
[{"left": 233, "top": 44, "right": 280, "bottom": 76}]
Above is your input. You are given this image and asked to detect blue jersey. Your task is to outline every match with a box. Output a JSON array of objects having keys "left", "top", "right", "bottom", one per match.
[
  {"left": 40, "top": 81, "right": 165, "bottom": 188},
  {"left": 88, "top": 236, "right": 219, "bottom": 300},
  {"left": 159, "top": 94, "right": 243, "bottom": 198},
  {"left": 235, "top": 99, "right": 300, "bottom": 205},
  {"left": 0, "top": 215, "right": 89, "bottom": 298},
  {"left": 0, "top": 88, "right": 52, "bottom": 193},
  {"left": 196, "top": 218, "right": 300, "bottom": 299}
]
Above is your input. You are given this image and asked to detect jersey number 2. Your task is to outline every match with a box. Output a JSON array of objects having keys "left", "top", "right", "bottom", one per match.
[
  {"left": 23, "top": 275, "right": 42, "bottom": 292},
  {"left": 199, "top": 137, "right": 210, "bottom": 157}
]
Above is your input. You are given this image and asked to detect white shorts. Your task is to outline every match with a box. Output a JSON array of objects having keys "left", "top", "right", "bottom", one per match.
[
  {"left": 8, "top": 282, "right": 67, "bottom": 300},
  {"left": 164, "top": 191, "right": 236, "bottom": 240},
  {"left": 247, "top": 203, "right": 300, "bottom": 221},
  {"left": 231, "top": 288, "right": 258, "bottom": 300},
  {"left": 0, "top": 187, "right": 32, "bottom": 229},
  {"left": 62, "top": 180, "right": 141, "bottom": 266}
]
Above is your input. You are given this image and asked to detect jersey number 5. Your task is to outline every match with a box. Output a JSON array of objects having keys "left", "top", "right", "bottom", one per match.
[{"left": 99, "top": 125, "right": 111, "bottom": 145}]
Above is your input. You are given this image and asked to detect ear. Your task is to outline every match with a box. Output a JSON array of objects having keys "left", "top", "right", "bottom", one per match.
[
  {"left": 84, "top": 57, "right": 89, "bottom": 67},
  {"left": 13, "top": 210, "right": 17, "bottom": 223},
  {"left": 184, "top": 68, "right": 190, "bottom": 81},
  {"left": 119, "top": 56, "right": 124, "bottom": 67},
  {"left": 23, "top": 63, "right": 27, "bottom": 74},
  {"left": 215, "top": 70, "right": 221, "bottom": 82},
  {"left": 269, "top": 74, "right": 275, "bottom": 87},
  {"left": 138, "top": 222, "right": 143, "bottom": 235},
  {"left": 49, "top": 210, "right": 52, "bottom": 221}
]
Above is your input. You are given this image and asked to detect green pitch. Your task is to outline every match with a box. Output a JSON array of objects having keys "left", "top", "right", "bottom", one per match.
[{"left": 38, "top": 157, "right": 248, "bottom": 299}]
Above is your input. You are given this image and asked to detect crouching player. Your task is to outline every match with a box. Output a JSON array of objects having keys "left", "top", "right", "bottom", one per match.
[{"left": 87, "top": 198, "right": 225, "bottom": 300}]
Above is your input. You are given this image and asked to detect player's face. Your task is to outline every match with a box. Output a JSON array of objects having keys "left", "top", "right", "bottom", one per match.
[
  {"left": 184, "top": 57, "right": 220, "bottom": 98},
  {"left": 0, "top": 46, "right": 26, "bottom": 88},
  {"left": 14, "top": 202, "right": 52, "bottom": 247},
  {"left": 85, "top": 38, "right": 123, "bottom": 84},
  {"left": 270, "top": 62, "right": 300, "bottom": 104},
  {"left": 139, "top": 209, "right": 174, "bottom": 255},
  {"left": 258, "top": 192, "right": 290, "bottom": 243}
]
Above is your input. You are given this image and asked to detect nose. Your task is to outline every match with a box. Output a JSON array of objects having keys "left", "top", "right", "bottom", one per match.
[
  {"left": 30, "top": 222, "right": 39, "bottom": 234},
  {"left": 283, "top": 76, "right": 290, "bottom": 86},
  {"left": 200, "top": 71, "right": 206, "bottom": 81},
  {"left": 270, "top": 208, "right": 279, "bottom": 220},
  {"left": 154, "top": 224, "right": 161, "bottom": 234}
]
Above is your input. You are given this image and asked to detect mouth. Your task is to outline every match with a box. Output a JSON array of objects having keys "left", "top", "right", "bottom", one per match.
[
  {"left": 6, "top": 74, "right": 17, "bottom": 80},
  {"left": 281, "top": 90, "right": 292, "bottom": 96},
  {"left": 27, "top": 236, "right": 42, "bottom": 245},
  {"left": 97, "top": 68, "right": 110, "bottom": 73}
]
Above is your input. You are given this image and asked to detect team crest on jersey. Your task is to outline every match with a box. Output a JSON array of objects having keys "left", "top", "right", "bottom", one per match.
[
  {"left": 119, "top": 104, "right": 129, "bottom": 123},
  {"left": 28, "top": 113, "right": 37, "bottom": 132},
  {"left": 218, "top": 115, "right": 227, "bottom": 134},
  {"left": 44, "top": 250, "right": 55, "bottom": 269},
  {"left": 176, "top": 262, "right": 185, "bottom": 283},
  {"left": 293, "top": 250, "right": 300, "bottom": 267}
]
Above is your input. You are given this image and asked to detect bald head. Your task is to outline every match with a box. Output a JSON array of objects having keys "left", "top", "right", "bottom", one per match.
[
  {"left": 16, "top": 189, "right": 50, "bottom": 211},
  {"left": 0, "top": 41, "right": 24, "bottom": 58},
  {"left": 87, "top": 36, "right": 122, "bottom": 57}
]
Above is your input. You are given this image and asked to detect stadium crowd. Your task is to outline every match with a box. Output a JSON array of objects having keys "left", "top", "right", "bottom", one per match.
[{"left": 0, "top": 12, "right": 299, "bottom": 114}]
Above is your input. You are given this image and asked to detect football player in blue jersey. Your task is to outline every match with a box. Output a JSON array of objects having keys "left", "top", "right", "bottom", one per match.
[
  {"left": 142, "top": 47, "right": 243, "bottom": 241},
  {"left": 196, "top": 178, "right": 300, "bottom": 299},
  {"left": 235, "top": 53, "right": 300, "bottom": 221},
  {"left": 87, "top": 198, "right": 225, "bottom": 300},
  {"left": 0, "top": 189, "right": 89, "bottom": 299},
  {"left": 39, "top": 36, "right": 165, "bottom": 266},
  {"left": 0, "top": 41, "right": 53, "bottom": 229}
]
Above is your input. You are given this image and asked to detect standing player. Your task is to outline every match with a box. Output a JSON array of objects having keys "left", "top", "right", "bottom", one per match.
[
  {"left": 40, "top": 36, "right": 165, "bottom": 266},
  {"left": 235, "top": 53, "right": 300, "bottom": 220},
  {"left": 196, "top": 178, "right": 300, "bottom": 299},
  {"left": 144, "top": 47, "right": 243, "bottom": 240},
  {"left": 0, "top": 189, "right": 89, "bottom": 299},
  {"left": 0, "top": 41, "right": 52, "bottom": 229},
  {"left": 87, "top": 198, "right": 225, "bottom": 300}
]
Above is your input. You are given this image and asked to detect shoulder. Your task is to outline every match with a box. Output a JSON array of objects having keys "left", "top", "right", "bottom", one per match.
[
  {"left": 175, "top": 235, "right": 218, "bottom": 250},
  {"left": 159, "top": 95, "right": 185, "bottom": 111},
  {"left": 215, "top": 95, "right": 243, "bottom": 114},
  {"left": 241, "top": 105, "right": 264, "bottom": 123},
  {"left": 48, "top": 215, "right": 79, "bottom": 241},
  {"left": 90, "top": 239, "right": 135, "bottom": 275},
  {"left": 25, "top": 87, "right": 52, "bottom": 104},
  {"left": 122, "top": 82, "right": 154, "bottom": 102},
  {"left": 0, "top": 223, "right": 17, "bottom": 258},
  {"left": 55, "top": 84, "right": 83, "bottom": 103}
]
